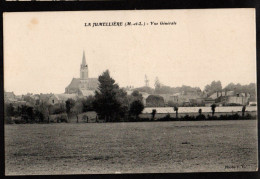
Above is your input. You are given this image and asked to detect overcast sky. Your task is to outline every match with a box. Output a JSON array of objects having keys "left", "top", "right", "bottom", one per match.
[{"left": 4, "top": 9, "right": 256, "bottom": 95}]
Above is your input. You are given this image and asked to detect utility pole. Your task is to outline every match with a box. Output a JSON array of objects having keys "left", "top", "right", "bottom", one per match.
[{"left": 145, "top": 75, "right": 149, "bottom": 87}]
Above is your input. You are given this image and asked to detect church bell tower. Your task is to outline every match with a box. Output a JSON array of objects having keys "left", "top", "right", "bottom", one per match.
[{"left": 80, "top": 51, "right": 88, "bottom": 79}]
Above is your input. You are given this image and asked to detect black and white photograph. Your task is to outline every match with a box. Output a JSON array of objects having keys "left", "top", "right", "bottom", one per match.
[{"left": 3, "top": 9, "right": 257, "bottom": 175}]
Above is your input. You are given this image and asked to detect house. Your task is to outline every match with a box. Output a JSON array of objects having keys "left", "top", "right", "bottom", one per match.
[
  {"left": 170, "top": 92, "right": 202, "bottom": 106},
  {"left": 212, "top": 91, "right": 250, "bottom": 106},
  {"left": 4, "top": 92, "right": 17, "bottom": 103},
  {"left": 48, "top": 93, "right": 78, "bottom": 105},
  {"left": 126, "top": 90, "right": 150, "bottom": 106},
  {"left": 210, "top": 91, "right": 235, "bottom": 99},
  {"left": 204, "top": 98, "right": 215, "bottom": 107}
]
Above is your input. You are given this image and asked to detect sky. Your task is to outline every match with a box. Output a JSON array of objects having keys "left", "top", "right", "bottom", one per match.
[{"left": 3, "top": 9, "right": 256, "bottom": 95}]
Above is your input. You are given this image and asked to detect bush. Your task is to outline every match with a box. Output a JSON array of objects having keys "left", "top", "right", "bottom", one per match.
[
  {"left": 207, "top": 116, "right": 218, "bottom": 120},
  {"left": 196, "top": 114, "right": 206, "bottom": 121},
  {"left": 244, "top": 113, "right": 253, "bottom": 119},
  {"left": 13, "top": 117, "right": 27, "bottom": 124},
  {"left": 158, "top": 114, "right": 172, "bottom": 121},
  {"left": 5, "top": 117, "right": 14, "bottom": 124},
  {"left": 182, "top": 115, "right": 195, "bottom": 121},
  {"left": 55, "top": 113, "right": 69, "bottom": 123}
]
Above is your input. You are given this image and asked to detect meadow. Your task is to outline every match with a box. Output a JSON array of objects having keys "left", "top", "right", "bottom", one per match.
[{"left": 5, "top": 120, "right": 258, "bottom": 175}]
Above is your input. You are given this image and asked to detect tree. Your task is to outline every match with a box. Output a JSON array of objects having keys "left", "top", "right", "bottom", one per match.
[
  {"left": 115, "top": 88, "right": 129, "bottom": 118},
  {"left": 72, "top": 100, "right": 84, "bottom": 123},
  {"left": 211, "top": 104, "right": 216, "bottom": 116},
  {"left": 127, "top": 90, "right": 144, "bottom": 110},
  {"left": 51, "top": 103, "right": 66, "bottom": 114},
  {"left": 129, "top": 100, "right": 144, "bottom": 119},
  {"left": 242, "top": 105, "right": 246, "bottom": 117},
  {"left": 27, "top": 107, "right": 34, "bottom": 119},
  {"left": 146, "top": 95, "right": 165, "bottom": 107},
  {"left": 204, "top": 81, "right": 222, "bottom": 96},
  {"left": 5, "top": 103, "right": 15, "bottom": 117},
  {"left": 198, "top": 108, "right": 202, "bottom": 115},
  {"left": 81, "top": 95, "right": 95, "bottom": 112},
  {"left": 174, "top": 106, "right": 178, "bottom": 118},
  {"left": 151, "top": 109, "right": 157, "bottom": 120},
  {"left": 34, "top": 102, "right": 49, "bottom": 122},
  {"left": 131, "top": 90, "right": 143, "bottom": 101},
  {"left": 93, "top": 70, "right": 127, "bottom": 122},
  {"left": 66, "top": 98, "right": 75, "bottom": 115},
  {"left": 224, "top": 82, "right": 256, "bottom": 97},
  {"left": 154, "top": 77, "right": 161, "bottom": 89},
  {"left": 34, "top": 109, "right": 44, "bottom": 122}
]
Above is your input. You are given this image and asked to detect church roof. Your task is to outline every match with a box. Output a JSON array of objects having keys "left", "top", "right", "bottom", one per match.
[
  {"left": 86, "top": 78, "right": 99, "bottom": 90},
  {"left": 66, "top": 78, "right": 99, "bottom": 91},
  {"left": 66, "top": 78, "right": 80, "bottom": 89}
]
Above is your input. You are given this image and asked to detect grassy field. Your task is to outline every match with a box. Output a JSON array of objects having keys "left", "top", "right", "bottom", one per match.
[{"left": 5, "top": 120, "right": 258, "bottom": 175}]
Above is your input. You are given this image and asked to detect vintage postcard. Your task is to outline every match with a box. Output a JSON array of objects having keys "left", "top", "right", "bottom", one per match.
[{"left": 3, "top": 9, "right": 257, "bottom": 175}]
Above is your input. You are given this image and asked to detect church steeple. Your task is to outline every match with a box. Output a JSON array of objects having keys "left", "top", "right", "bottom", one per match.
[
  {"left": 82, "top": 51, "right": 86, "bottom": 67},
  {"left": 80, "top": 51, "right": 88, "bottom": 79}
]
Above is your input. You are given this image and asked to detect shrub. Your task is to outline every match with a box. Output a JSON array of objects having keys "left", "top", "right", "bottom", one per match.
[
  {"left": 13, "top": 117, "right": 26, "bottom": 124},
  {"left": 151, "top": 109, "right": 157, "bottom": 120},
  {"left": 60, "top": 114, "right": 69, "bottom": 123},
  {"left": 5, "top": 117, "right": 14, "bottom": 124},
  {"left": 54, "top": 113, "right": 68, "bottom": 123},
  {"left": 244, "top": 113, "right": 253, "bottom": 119},
  {"left": 231, "top": 113, "right": 240, "bottom": 120},
  {"left": 129, "top": 100, "right": 144, "bottom": 119},
  {"left": 196, "top": 114, "right": 206, "bottom": 121},
  {"left": 158, "top": 114, "right": 171, "bottom": 121},
  {"left": 208, "top": 116, "right": 218, "bottom": 120},
  {"left": 182, "top": 115, "right": 195, "bottom": 121}
]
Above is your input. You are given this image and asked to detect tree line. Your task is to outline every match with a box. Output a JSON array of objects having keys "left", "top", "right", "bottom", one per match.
[{"left": 133, "top": 79, "right": 256, "bottom": 97}]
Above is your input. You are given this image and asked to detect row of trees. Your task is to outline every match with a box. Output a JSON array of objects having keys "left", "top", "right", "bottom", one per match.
[
  {"left": 204, "top": 81, "right": 256, "bottom": 97},
  {"left": 134, "top": 78, "right": 256, "bottom": 98}
]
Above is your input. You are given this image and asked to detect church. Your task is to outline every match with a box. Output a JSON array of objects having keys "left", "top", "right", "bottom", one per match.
[{"left": 65, "top": 51, "right": 99, "bottom": 97}]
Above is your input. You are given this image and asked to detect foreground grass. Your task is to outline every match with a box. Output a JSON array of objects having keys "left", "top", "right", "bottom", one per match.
[{"left": 5, "top": 120, "right": 258, "bottom": 175}]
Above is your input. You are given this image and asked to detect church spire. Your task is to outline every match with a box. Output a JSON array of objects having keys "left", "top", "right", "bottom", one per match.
[
  {"left": 82, "top": 50, "right": 86, "bottom": 66},
  {"left": 80, "top": 50, "right": 88, "bottom": 79}
]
